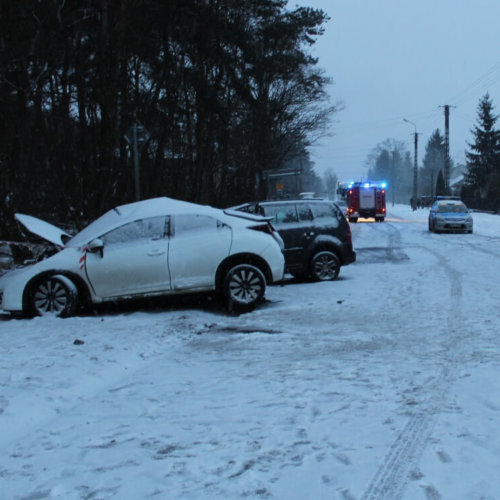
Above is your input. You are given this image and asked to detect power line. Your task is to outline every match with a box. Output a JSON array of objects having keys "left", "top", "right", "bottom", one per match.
[{"left": 448, "top": 59, "right": 500, "bottom": 106}]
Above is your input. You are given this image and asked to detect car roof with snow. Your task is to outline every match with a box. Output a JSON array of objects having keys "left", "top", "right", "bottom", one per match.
[
  {"left": 16, "top": 197, "right": 271, "bottom": 248},
  {"left": 68, "top": 197, "right": 272, "bottom": 246}
]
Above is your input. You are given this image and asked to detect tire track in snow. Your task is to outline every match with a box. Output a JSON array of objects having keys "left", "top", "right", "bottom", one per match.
[
  {"left": 361, "top": 414, "right": 433, "bottom": 500},
  {"left": 355, "top": 221, "right": 410, "bottom": 264},
  {"left": 360, "top": 234, "right": 466, "bottom": 500},
  {"left": 453, "top": 236, "right": 500, "bottom": 260}
]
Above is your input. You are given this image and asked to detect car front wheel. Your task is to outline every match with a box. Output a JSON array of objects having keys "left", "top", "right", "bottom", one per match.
[
  {"left": 28, "top": 274, "right": 79, "bottom": 317},
  {"left": 310, "top": 251, "right": 340, "bottom": 281},
  {"left": 223, "top": 264, "right": 266, "bottom": 312}
]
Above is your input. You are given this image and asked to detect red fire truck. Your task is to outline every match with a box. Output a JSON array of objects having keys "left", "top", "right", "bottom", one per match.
[{"left": 340, "top": 182, "right": 387, "bottom": 223}]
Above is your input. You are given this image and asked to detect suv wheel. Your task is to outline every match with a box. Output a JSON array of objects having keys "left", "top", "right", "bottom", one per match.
[
  {"left": 223, "top": 263, "right": 266, "bottom": 312},
  {"left": 310, "top": 251, "right": 340, "bottom": 281}
]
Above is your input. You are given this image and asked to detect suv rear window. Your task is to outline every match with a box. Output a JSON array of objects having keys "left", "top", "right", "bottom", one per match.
[
  {"left": 261, "top": 204, "right": 299, "bottom": 225},
  {"left": 297, "top": 204, "right": 313, "bottom": 221},
  {"left": 259, "top": 201, "right": 343, "bottom": 225},
  {"left": 310, "top": 202, "right": 339, "bottom": 219}
]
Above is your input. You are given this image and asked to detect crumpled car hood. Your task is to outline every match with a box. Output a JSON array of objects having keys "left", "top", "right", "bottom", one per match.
[{"left": 15, "top": 213, "right": 72, "bottom": 247}]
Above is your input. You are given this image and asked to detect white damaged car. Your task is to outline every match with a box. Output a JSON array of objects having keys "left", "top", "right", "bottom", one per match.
[{"left": 0, "top": 197, "right": 285, "bottom": 317}]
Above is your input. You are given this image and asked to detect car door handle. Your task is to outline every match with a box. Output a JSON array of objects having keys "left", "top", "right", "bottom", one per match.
[{"left": 147, "top": 250, "right": 166, "bottom": 256}]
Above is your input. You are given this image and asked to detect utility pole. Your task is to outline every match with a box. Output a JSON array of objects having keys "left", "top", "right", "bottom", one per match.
[
  {"left": 124, "top": 121, "right": 150, "bottom": 202},
  {"left": 132, "top": 123, "right": 140, "bottom": 201},
  {"left": 440, "top": 105, "right": 455, "bottom": 194},
  {"left": 403, "top": 118, "right": 419, "bottom": 204}
]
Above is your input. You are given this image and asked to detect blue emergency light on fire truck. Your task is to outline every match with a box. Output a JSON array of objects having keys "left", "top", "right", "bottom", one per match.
[{"left": 343, "top": 181, "right": 387, "bottom": 223}]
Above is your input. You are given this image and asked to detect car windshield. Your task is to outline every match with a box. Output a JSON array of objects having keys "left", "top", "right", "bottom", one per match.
[{"left": 437, "top": 202, "right": 467, "bottom": 213}]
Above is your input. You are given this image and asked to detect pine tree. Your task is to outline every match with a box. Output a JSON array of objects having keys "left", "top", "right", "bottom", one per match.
[
  {"left": 420, "top": 129, "right": 445, "bottom": 197},
  {"left": 464, "top": 93, "right": 500, "bottom": 209},
  {"left": 0, "top": 0, "right": 336, "bottom": 233},
  {"left": 435, "top": 170, "right": 446, "bottom": 196}
]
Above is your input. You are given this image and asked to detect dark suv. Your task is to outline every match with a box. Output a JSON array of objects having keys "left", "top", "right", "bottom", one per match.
[{"left": 233, "top": 199, "right": 356, "bottom": 281}]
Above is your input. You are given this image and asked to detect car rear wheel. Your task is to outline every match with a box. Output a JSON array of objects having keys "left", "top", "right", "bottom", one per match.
[
  {"left": 28, "top": 274, "right": 79, "bottom": 317},
  {"left": 223, "top": 264, "right": 266, "bottom": 312},
  {"left": 310, "top": 251, "right": 340, "bottom": 281}
]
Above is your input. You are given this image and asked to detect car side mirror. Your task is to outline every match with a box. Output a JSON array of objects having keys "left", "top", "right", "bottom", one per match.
[{"left": 88, "top": 238, "right": 104, "bottom": 258}]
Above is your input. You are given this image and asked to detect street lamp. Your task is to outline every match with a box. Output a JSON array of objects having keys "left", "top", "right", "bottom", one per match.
[{"left": 403, "top": 118, "right": 418, "bottom": 207}]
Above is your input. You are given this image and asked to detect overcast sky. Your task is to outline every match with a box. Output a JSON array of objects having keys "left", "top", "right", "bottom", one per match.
[{"left": 298, "top": 0, "right": 500, "bottom": 183}]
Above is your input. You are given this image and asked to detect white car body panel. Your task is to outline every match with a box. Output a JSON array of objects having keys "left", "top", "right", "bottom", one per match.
[
  {"left": 15, "top": 213, "right": 71, "bottom": 246},
  {"left": 0, "top": 247, "right": 83, "bottom": 311},
  {"left": 168, "top": 216, "right": 232, "bottom": 290},
  {"left": 1, "top": 197, "right": 285, "bottom": 315},
  {"left": 85, "top": 238, "right": 171, "bottom": 298}
]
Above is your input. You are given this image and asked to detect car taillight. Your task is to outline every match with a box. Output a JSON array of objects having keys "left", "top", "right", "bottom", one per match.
[
  {"left": 249, "top": 223, "right": 273, "bottom": 235},
  {"left": 250, "top": 223, "right": 284, "bottom": 249},
  {"left": 346, "top": 222, "right": 352, "bottom": 244}
]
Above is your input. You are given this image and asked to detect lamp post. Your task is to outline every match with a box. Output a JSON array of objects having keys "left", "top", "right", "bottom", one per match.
[{"left": 403, "top": 118, "right": 418, "bottom": 207}]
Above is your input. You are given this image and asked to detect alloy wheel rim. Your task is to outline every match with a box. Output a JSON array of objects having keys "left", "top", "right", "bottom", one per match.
[
  {"left": 229, "top": 269, "right": 262, "bottom": 304},
  {"left": 314, "top": 255, "right": 338, "bottom": 280},
  {"left": 33, "top": 279, "right": 68, "bottom": 315}
]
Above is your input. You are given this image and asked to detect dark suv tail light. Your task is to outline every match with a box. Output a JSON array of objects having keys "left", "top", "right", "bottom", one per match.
[{"left": 346, "top": 222, "right": 352, "bottom": 244}]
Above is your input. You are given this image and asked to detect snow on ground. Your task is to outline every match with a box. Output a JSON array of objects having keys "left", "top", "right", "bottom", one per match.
[{"left": 1, "top": 204, "right": 500, "bottom": 499}]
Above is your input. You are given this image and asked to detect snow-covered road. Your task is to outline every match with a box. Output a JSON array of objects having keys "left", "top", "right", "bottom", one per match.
[{"left": 1, "top": 205, "right": 500, "bottom": 499}]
